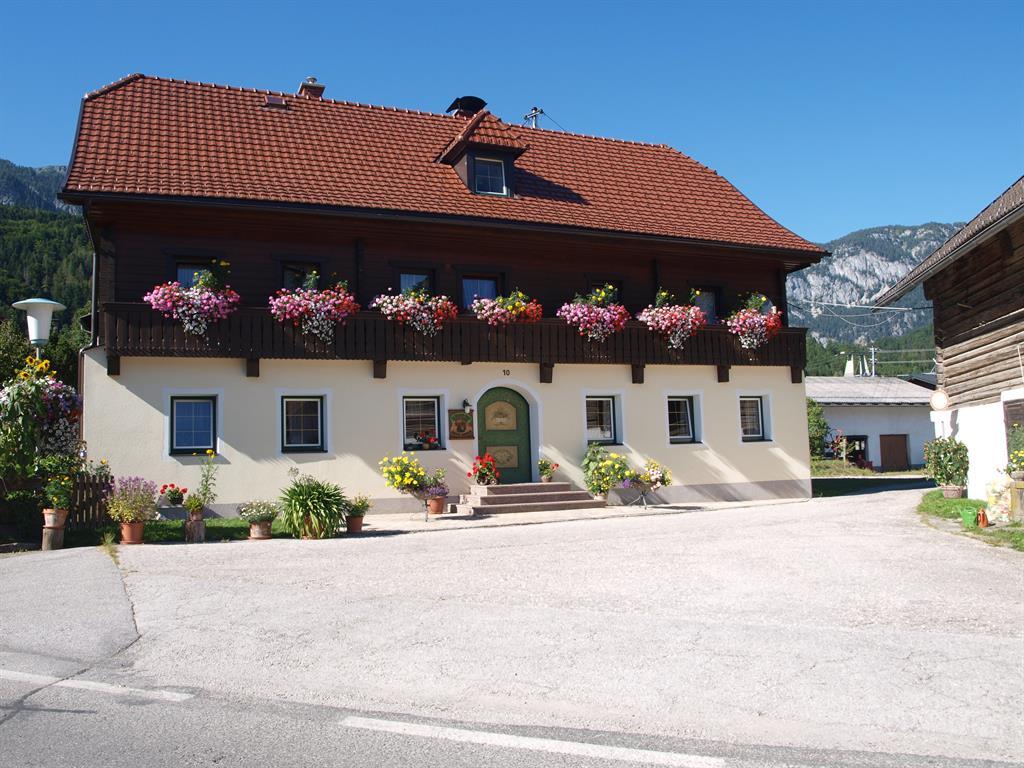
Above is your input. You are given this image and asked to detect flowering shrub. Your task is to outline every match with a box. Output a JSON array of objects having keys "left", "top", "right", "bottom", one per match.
[
  {"left": 143, "top": 262, "right": 241, "bottom": 336},
  {"left": 537, "top": 458, "right": 559, "bottom": 480},
  {"left": 268, "top": 273, "right": 361, "bottom": 343},
  {"left": 726, "top": 293, "right": 782, "bottom": 350},
  {"left": 470, "top": 289, "right": 543, "bottom": 326},
  {"left": 237, "top": 500, "right": 280, "bottom": 523},
  {"left": 581, "top": 443, "right": 629, "bottom": 496},
  {"left": 379, "top": 453, "right": 428, "bottom": 495},
  {"left": 623, "top": 459, "right": 672, "bottom": 491},
  {"left": 637, "top": 289, "right": 708, "bottom": 350},
  {"left": 0, "top": 357, "right": 82, "bottom": 480},
  {"left": 159, "top": 483, "right": 188, "bottom": 505},
  {"left": 106, "top": 476, "right": 158, "bottom": 523},
  {"left": 924, "top": 437, "right": 969, "bottom": 487},
  {"left": 371, "top": 288, "right": 459, "bottom": 336},
  {"left": 556, "top": 284, "right": 630, "bottom": 342},
  {"left": 468, "top": 454, "right": 500, "bottom": 485},
  {"left": 39, "top": 454, "right": 79, "bottom": 509}
]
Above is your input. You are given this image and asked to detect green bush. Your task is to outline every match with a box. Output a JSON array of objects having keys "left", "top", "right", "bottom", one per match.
[
  {"left": 923, "top": 437, "right": 969, "bottom": 487},
  {"left": 581, "top": 443, "right": 629, "bottom": 495},
  {"left": 806, "top": 398, "right": 829, "bottom": 458},
  {"left": 280, "top": 472, "right": 346, "bottom": 539}
]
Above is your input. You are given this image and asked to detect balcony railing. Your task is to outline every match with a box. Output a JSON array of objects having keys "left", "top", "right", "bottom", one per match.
[{"left": 102, "top": 303, "right": 806, "bottom": 375}]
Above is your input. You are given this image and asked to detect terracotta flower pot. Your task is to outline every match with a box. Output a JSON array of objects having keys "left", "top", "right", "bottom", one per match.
[
  {"left": 941, "top": 485, "right": 965, "bottom": 499},
  {"left": 42, "top": 508, "right": 68, "bottom": 528},
  {"left": 346, "top": 516, "right": 364, "bottom": 533},
  {"left": 249, "top": 520, "right": 272, "bottom": 540},
  {"left": 540, "top": 476, "right": 553, "bottom": 483},
  {"left": 120, "top": 521, "right": 145, "bottom": 545},
  {"left": 426, "top": 496, "right": 446, "bottom": 515}
]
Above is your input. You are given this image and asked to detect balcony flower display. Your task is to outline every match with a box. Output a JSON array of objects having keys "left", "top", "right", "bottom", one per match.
[
  {"left": 556, "top": 283, "right": 630, "bottom": 342},
  {"left": 268, "top": 272, "right": 361, "bottom": 343},
  {"left": 143, "top": 261, "right": 240, "bottom": 337},
  {"left": 637, "top": 289, "right": 707, "bottom": 350},
  {"left": 470, "top": 289, "right": 543, "bottom": 326},
  {"left": 726, "top": 293, "right": 782, "bottom": 350},
  {"left": 370, "top": 288, "right": 459, "bottom": 337}
]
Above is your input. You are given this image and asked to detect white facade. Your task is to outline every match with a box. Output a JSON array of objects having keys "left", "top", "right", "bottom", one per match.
[
  {"left": 820, "top": 404, "right": 933, "bottom": 468},
  {"left": 81, "top": 350, "right": 812, "bottom": 515}
]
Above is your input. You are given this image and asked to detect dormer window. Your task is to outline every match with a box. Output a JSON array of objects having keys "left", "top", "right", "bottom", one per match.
[{"left": 474, "top": 157, "right": 507, "bottom": 196}]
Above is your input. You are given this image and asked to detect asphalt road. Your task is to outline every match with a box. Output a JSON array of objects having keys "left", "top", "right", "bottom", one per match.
[{"left": 1, "top": 489, "right": 1021, "bottom": 767}]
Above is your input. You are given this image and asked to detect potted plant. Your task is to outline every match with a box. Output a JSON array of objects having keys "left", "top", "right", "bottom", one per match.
[
  {"left": 421, "top": 470, "right": 449, "bottom": 515},
  {"left": 379, "top": 453, "right": 434, "bottom": 513},
  {"left": 106, "top": 476, "right": 158, "bottom": 544},
  {"left": 185, "top": 449, "right": 219, "bottom": 521},
  {"left": 582, "top": 443, "right": 628, "bottom": 499},
  {"left": 470, "top": 289, "right": 544, "bottom": 326},
  {"left": 237, "top": 500, "right": 280, "bottom": 540},
  {"left": 468, "top": 454, "right": 500, "bottom": 486},
  {"left": 622, "top": 459, "right": 672, "bottom": 507},
  {"left": 1006, "top": 423, "right": 1024, "bottom": 481},
  {"left": 924, "top": 437, "right": 969, "bottom": 498},
  {"left": 726, "top": 293, "right": 782, "bottom": 350},
  {"left": 537, "top": 458, "right": 559, "bottom": 483},
  {"left": 158, "top": 483, "right": 188, "bottom": 516},
  {"left": 637, "top": 289, "right": 707, "bottom": 350},
  {"left": 280, "top": 469, "right": 346, "bottom": 539},
  {"left": 269, "top": 272, "right": 361, "bottom": 343},
  {"left": 143, "top": 261, "right": 240, "bottom": 337},
  {"left": 38, "top": 453, "right": 79, "bottom": 549},
  {"left": 346, "top": 494, "right": 371, "bottom": 533},
  {"left": 557, "top": 283, "right": 630, "bottom": 342},
  {"left": 370, "top": 287, "right": 459, "bottom": 337}
]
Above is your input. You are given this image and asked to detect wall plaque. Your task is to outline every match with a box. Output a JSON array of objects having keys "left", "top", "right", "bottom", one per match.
[
  {"left": 448, "top": 409, "right": 474, "bottom": 440},
  {"left": 487, "top": 445, "right": 519, "bottom": 468}
]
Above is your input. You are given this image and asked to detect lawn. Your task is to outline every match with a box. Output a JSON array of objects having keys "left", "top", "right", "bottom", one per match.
[
  {"left": 811, "top": 458, "right": 927, "bottom": 477},
  {"left": 916, "top": 489, "right": 1024, "bottom": 552},
  {"left": 64, "top": 518, "right": 295, "bottom": 547}
]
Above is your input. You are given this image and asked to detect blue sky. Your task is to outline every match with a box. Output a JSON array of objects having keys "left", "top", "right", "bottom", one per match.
[{"left": 1, "top": 0, "right": 1021, "bottom": 242}]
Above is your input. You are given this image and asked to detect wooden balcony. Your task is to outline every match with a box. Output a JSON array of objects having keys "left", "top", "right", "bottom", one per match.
[{"left": 101, "top": 303, "right": 807, "bottom": 382}]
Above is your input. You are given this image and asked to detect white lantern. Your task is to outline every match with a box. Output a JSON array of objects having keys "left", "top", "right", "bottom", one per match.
[
  {"left": 929, "top": 388, "right": 950, "bottom": 412},
  {"left": 12, "top": 298, "right": 66, "bottom": 348}
]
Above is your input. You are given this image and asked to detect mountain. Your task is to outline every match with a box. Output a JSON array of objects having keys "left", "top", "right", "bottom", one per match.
[
  {"left": 787, "top": 223, "right": 961, "bottom": 344},
  {"left": 0, "top": 159, "right": 78, "bottom": 214}
]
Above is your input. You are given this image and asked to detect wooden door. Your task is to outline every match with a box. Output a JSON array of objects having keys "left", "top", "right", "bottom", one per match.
[
  {"left": 879, "top": 434, "right": 909, "bottom": 471},
  {"left": 477, "top": 387, "right": 532, "bottom": 484}
]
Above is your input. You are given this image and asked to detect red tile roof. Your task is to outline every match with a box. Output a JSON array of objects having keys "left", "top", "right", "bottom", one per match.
[
  {"left": 63, "top": 74, "right": 823, "bottom": 256},
  {"left": 438, "top": 111, "right": 528, "bottom": 162}
]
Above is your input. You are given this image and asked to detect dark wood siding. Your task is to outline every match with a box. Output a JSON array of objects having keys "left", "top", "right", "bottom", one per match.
[{"left": 925, "top": 216, "right": 1024, "bottom": 407}]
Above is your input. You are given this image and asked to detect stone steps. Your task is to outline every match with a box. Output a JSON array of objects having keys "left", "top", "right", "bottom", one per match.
[{"left": 457, "top": 482, "right": 604, "bottom": 515}]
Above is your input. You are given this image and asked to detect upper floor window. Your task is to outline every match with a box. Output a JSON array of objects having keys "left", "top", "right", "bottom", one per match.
[
  {"left": 474, "top": 157, "right": 507, "bottom": 196},
  {"left": 176, "top": 263, "right": 205, "bottom": 288},
  {"left": 693, "top": 288, "right": 719, "bottom": 324},
  {"left": 399, "top": 272, "right": 431, "bottom": 293},
  {"left": 282, "top": 262, "right": 318, "bottom": 290},
  {"left": 170, "top": 396, "right": 216, "bottom": 454},
  {"left": 462, "top": 276, "right": 498, "bottom": 309}
]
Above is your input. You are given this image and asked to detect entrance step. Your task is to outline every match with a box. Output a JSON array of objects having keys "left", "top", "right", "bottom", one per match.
[{"left": 458, "top": 482, "right": 605, "bottom": 515}]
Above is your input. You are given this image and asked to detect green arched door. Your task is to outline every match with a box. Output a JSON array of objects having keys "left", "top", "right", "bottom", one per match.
[{"left": 477, "top": 387, "right": 532, "bottom": 484}]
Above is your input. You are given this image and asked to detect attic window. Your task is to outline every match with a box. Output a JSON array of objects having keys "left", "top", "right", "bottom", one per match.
[
  {"left": 264, "top": 94, "right": 288, "bottom": 109},
  {"left": 473, "top": 157, "right": 507, "bottom": 196}
]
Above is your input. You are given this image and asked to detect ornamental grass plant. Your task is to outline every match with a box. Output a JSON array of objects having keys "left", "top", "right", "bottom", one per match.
[{"left": 280, "top": 470, "right": 346, "bottom": 539}]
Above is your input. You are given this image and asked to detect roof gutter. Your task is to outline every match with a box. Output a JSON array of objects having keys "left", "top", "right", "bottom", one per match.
[
  {"left": 59, "top": 190, "right": 827, "bottom": 265},
  {"left": 875, "top": 204, "right": 1024, "bottom": 307}
]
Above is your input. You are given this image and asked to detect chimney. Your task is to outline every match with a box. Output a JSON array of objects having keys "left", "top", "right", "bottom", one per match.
[
  {"left": 445, "top": 96, "right": 487, "bottom": 118},
  {"left": 297, "top": 76, "right": 325, "bottom": 99}
]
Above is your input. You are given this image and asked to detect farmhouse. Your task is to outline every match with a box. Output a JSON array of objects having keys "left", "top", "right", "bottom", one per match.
[
  {"left": 877, "top": 176, "right": 1024, "bottom": 499},
  {"left": 61, "top": 75, "right": 825, "bottom": 513}
]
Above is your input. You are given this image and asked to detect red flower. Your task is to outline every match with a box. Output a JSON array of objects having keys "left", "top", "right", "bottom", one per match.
[{"left": 181, "top": 488, "right": 188, "bottom": 494}]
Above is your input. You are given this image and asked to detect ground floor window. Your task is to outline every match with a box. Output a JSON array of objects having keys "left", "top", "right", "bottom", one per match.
[
  {"left": 404, "top": 396, "right": 443, "bottom": 450},
  {"left": 739, "top": 396, "right": 766, "bottom": 441},
  {"left": 586, "top": 396, "right": 617, "bottom": 444},
  {"left": 667, "top": 396, "right": 696, "bottom": 443},
  {"left": 282, "top": 396, "right": 325, "bottom": 452},
  {"left": 170, "top": 396, "right": 216, "bottom": 454}
]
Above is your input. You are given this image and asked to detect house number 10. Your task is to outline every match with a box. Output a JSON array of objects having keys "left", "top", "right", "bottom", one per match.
[{"left": 502, "top": 369, "right": 511, "bottom": 376}]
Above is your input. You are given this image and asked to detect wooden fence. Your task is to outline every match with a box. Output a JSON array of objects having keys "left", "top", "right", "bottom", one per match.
[{"left": 68, "top": 474, "right": 113, "bottom": 531}]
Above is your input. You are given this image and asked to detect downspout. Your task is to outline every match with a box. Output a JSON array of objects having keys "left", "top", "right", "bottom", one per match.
[{"left": 77, "top": 205, "right": 102, "bottom": 450}]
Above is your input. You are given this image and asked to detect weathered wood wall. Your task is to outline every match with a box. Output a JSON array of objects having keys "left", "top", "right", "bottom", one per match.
[{"left": 926, "top": 216, "right": 1024, "bottom": 407}]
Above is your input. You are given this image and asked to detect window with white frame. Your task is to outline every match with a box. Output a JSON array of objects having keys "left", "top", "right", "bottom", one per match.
[
  {"left": 585, "top": 396, "right": 617, "bottom": 444},
  {"left": 281, "top": 396, "right": 325, "bottom": 452},
  {"left": 170, "top": 396, "right": 216, "bottom": 454},
  {"left": 667, "top": 396, "right": 696, "bottom": 443},
  {"left": 474, "top": 157, "right": 507, "bottom": 196},
  {"left": 739, "top": 396, "right": 766, "bottom": 441},
  {"left": 403, "top": 397, "right": 443, "bottom": 450}
]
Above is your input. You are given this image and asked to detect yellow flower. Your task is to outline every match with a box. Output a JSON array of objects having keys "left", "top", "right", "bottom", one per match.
[
  {"left": 206, "top": 449, "right": 215, "bottom": 456},
  {"left": 25, "top": 355, "right": 35, "bottom": 364}
]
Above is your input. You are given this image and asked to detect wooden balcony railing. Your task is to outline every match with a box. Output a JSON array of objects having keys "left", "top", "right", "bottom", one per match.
[{"left": 102, "top": 303, "right": 807, "bottom": 379}]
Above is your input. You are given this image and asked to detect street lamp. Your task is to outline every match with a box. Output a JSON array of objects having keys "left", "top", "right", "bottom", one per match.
[{"left": 12, "top": 298, "right": 66, "bottom": 358}]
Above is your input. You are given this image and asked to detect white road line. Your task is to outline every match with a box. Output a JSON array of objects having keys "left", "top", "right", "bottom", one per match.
[
  {"left": 341, "top": 716, "right": 725, "bottom": 767},
  {"left": 0, "top": 669, "right": 193, "bottom": 702}
]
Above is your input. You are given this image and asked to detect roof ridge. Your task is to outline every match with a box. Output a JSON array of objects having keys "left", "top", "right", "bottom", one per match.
[{"left": 84, "top": 73, "right": 146, "bottom": 99}]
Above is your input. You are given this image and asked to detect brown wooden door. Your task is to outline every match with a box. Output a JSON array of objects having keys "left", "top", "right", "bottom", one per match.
[{"left": 879, "top": 434, "right": 909, "bottom": 471}]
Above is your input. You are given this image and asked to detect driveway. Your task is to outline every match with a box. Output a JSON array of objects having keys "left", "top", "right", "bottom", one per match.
[{"left": 2, "top": 489, "right": 1021, "bottom": 766}]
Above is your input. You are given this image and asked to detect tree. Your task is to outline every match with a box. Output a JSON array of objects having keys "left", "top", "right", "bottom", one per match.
[
  {"left": 806, "top": 398, "right": 829, "bottom": 458},
  {"left": 0, "top": 319, "right": 31, "bottom": 383}
]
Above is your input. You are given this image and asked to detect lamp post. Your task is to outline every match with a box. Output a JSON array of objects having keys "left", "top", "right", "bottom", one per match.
[{"left": 11, "top": 298, "right": 65, "bottom": 358}]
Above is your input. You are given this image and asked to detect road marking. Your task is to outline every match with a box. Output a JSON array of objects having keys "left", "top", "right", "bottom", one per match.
[
  {"left": 0, "top": 669, "right": 193, "bottom": 702},
  {"left": 341, "top": 716, "right": 725, "bottom": 767}
]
